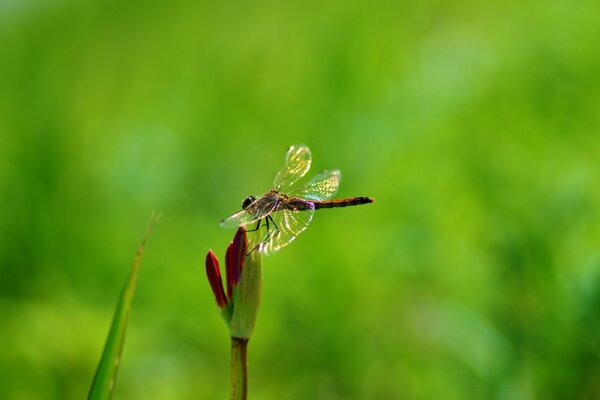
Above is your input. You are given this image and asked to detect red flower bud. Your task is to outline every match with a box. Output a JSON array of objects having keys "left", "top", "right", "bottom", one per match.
[
  {"left": 205, "top": 250, "right": 227, "bottom": 308},
  {"left": 204, "top": 226, "right": 260, "bottom": 338},
  {"left": 226, "top": 227, "right": 248, "bottom": 299}
]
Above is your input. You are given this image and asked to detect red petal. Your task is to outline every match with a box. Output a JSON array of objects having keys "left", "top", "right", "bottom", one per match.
[
  {"left": 225, "top": 243, "right": 235, "bottom": 299},
  {"left": 205, "top": 250, "right": 227, "bottom": 308},
  {"left": 231, "top": 227, "right": 248, "bottom": 281},
  {"left": 225, "top": 227, "right": 248, "bottom": 297}
]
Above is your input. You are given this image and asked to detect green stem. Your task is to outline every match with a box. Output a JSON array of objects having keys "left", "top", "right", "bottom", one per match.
[{"left": 230, "top": 337, "right": 248, "bottom": 400}]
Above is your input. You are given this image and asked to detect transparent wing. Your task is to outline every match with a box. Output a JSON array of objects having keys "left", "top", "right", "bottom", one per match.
[
  {"left": 259, "top": 203, "right": 315, "bottom": 255},
  {"left": 288, "top": 169, "right": 341, "bottom": 201},
  {"left": 220, "top": 195, "right": 279, "bottom": 229},
  {"left": 273, "top": 144, "right": 312, "bottom": 191}
]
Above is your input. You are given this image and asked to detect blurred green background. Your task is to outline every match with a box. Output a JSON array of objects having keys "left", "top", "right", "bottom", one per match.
[{"left": 1, "top": 0, "right": 600, "bottom": 399}]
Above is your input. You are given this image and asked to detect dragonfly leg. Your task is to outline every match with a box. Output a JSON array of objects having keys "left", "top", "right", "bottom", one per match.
[
  {"left": 244, "top": 219, "right": 264, "bottom": 256},
  {"left": 244, "top": 218, "right": 262, "bottom": 232},
  {"left": 268, "top": 215, "right": 279, "bottom": 231},
  {"left": 245, "top": 217, "right": 282, "bottom": 256},
  {"left": 245, "top": 208, "right": 282, "bottom": 256},
  {"left": 245, "top": 218, "right": 270, "bottom": 256},
  {"left": 258, "top": 216, "right": 281, "bottom": 251},
  {"left": 246, "top": 234, "right": 274, "bottom": 256},
  {"left": 262, "top": 215, "right": 281, "bottom": 242},
  {"left": 246, "top": 243, "right": 261, "bottom": 256}
]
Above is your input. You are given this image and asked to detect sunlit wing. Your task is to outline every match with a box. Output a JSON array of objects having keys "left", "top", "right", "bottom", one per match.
[
  {"left": 273, "top": 144, "right": 312, "bottom": 191},
  {"left": 220, "top": 195, "right": 279, "bottom": 229},
  {"left": 288, "top": 169, "right": 341, "bottom": 201},
  {"left": 258, "top": 203, "right": 315, "bottom": 255}
]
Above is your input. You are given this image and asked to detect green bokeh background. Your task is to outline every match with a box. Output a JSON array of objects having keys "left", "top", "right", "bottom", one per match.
[{"left": 1, "top": 1, "right": 600, "bottom": 399}]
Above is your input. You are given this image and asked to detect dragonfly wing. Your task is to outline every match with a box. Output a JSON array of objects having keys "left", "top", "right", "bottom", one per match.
[
  {"left": 288, "top": 169, "right": 341, "bottom": 201},
  {"left": 259, "top": 203, "right": 315, "bottom": 255},
  {"left": 220, "top": 196, "right": 279, "bottom": 229},
  {"left": 273, "top": 144, "right": 312, "bottom": 191},
  {"left": 220, "top": 208, "right": 260, "bottom": 229}
]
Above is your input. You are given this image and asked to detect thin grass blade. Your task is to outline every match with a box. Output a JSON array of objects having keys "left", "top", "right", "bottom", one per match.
[{"left": 87, "top": 211, "right": 161, "bottom": 400}]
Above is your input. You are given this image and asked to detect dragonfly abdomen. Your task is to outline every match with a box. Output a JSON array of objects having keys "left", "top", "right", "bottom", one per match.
[{"left": 313, "top": 197, "right": 374, "bottom": 209}]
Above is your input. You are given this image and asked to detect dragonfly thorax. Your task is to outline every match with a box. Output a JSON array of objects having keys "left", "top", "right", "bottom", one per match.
[{"left": 242, "top": 195, "right": 256, "bottom": 210}]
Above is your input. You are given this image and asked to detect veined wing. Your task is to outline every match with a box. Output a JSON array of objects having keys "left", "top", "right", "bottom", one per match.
[
  {"left": 259, "top": 202, "right": 315, "bottom": 255},
  {"left": 288, "top": 169, "right": 341, "bottom": 201},
  {"left": 220, "top": 195, "right": 279, "bottom": 229},
  {"left": 273, "top": 144, "right": 312, "bottom": 191}
]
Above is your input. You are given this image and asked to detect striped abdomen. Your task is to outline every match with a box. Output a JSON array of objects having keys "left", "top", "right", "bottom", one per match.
[{"left": 313, "top": 197, "right": 374, "bottom": 209}]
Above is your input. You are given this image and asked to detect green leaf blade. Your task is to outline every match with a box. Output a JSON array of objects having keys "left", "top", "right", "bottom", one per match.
[{"left": 88, "top": 211, "right": 160, "bottom": 400}]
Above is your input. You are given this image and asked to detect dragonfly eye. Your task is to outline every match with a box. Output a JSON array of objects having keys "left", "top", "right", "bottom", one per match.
[{"left": 242, "top": 196, "right": 256, "bottom": 209}]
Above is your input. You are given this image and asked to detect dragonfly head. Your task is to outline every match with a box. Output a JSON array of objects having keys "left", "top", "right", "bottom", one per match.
[{"left": 242, "top": 195, "right": 256, "bottom": 210}]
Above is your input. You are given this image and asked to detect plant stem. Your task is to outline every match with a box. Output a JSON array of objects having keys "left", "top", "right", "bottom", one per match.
[{"left": 230, "top": 337, "right": 248, "bottom": 400}]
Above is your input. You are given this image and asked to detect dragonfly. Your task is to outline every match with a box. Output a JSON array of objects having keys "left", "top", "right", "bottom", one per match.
[{"left": 220, "top": 144, "right": 374, "bottom": 255}]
